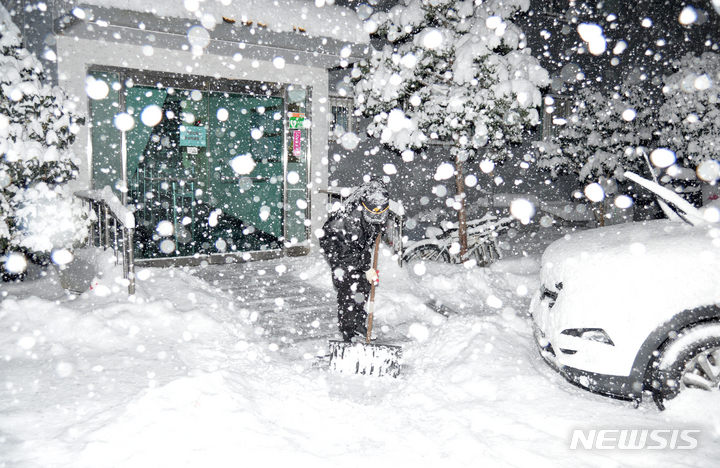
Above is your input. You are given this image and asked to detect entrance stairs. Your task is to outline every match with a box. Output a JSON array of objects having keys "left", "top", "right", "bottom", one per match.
[{"left": 193, "top": 256, "right": 340, "bottom": 358}]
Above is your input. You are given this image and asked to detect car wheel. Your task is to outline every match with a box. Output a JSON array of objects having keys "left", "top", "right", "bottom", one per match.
[
  {"left": 649, "top": 322, "right": 720, "bottom": 410},
  {"left": 402, "top": 244, "right": 450, "bottom": 264}
]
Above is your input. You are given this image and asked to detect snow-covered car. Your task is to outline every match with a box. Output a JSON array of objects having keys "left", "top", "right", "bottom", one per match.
[{"left": 530, "top": 171, "right": 720, "bottom": 409}]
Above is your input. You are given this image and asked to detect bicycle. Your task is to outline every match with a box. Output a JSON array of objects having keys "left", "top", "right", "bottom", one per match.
[{"left": 401, "top": 213, "right": 514, "bottom": 267}]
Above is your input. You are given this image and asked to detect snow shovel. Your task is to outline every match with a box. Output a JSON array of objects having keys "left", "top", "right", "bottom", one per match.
[{"left": 328, "top": 234, "right": 402, "bottom": 378}]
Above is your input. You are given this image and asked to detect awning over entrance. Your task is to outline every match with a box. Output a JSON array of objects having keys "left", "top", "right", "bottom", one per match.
[{"left": 55, "top": 4, "right": 371, "bottom": 70}]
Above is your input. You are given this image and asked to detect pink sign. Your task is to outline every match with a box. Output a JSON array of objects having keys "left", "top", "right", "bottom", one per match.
[{"left": 293, "top": 130, "right": 302, "bottom": 157}]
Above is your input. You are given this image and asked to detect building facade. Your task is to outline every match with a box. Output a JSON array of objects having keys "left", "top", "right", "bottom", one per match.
[{"left": 3, "top": 0, "right": 370, "bottom": 265}]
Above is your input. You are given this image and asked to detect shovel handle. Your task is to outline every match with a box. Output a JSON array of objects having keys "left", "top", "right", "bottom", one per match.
[{"left": 367, "top": 233, "right": 381, "bottom": 343}]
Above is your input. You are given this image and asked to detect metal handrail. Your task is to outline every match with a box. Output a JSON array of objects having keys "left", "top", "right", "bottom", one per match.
[{"left": 74, "top": 187, "right": 136, "bottom": 295}]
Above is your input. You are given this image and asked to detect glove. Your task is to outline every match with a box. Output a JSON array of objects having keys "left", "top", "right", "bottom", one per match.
[{"left": 365, "top": 268, "right": 379, "bottom": 285}]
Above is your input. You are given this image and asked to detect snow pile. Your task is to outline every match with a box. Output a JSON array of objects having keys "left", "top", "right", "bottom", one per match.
[
  {"left": 78, "top": 0, "right": 369, "bottom": 44},
  {"left": 0, "top": 244, "right": 719, "bottom": 466},
  {"left": 13, "top": 182, "right": 92, "bottom": 253}
]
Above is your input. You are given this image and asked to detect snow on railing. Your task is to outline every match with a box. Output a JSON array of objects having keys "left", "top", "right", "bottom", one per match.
[
  {"left": 75, "top": 186, "right": 136, "bottom": 228},
  {"left": 74, "top": 186, "right": 136, "bottom": 295}
]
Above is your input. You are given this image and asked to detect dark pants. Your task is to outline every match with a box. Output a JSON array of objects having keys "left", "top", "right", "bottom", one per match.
[{"left": 332, "top": 267, "right": 371, "bottom": 341}]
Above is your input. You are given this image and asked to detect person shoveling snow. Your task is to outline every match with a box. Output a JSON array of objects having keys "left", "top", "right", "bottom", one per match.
[
  {"left": 318, "top": 179, "right": 402, "bottom": 377},
  {"left": 319, "top": 179, "right": 390, "bottom": 342}
]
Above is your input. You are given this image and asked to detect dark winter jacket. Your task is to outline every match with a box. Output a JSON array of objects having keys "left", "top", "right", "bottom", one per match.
[{"left": 319, "top": 201, "right": 384, "bottom": 274}]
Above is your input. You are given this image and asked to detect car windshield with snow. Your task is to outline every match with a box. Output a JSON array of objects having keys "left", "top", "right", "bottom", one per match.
[{"left": 530, "top": 171, "right": 720, "bottom": 409}]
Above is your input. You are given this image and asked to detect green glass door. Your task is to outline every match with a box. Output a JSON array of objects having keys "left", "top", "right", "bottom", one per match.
[
  {"left": 127, "top": 87, "right": 210, "bottom": 259},
  {"left": 207, "top": 93, "right": 284, "bottom": 250},
  {"left": 89, "top": 70, "right": 290, "bottom": 260}
]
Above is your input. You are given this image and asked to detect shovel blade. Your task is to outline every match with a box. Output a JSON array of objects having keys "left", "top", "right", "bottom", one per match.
[{"left": 328, "top": 340, "right": 402, "bottom": 378}]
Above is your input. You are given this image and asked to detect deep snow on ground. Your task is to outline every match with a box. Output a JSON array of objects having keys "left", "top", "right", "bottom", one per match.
[{"left": 1, "top": 227, "right": 719, "bottom": 468}]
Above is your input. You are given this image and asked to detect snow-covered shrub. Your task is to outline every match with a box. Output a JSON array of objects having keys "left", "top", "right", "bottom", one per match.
[
  {"left": 533, "top": 82, "right": 657, "bottom": 181},
  {"left": 532, "top": 80, "right": 661, "bottom": 224},
  {"left": 13, "top": 182, "right": 91, "bottom": 253},
  {"left": 658, "top": 52, "right": 720, "bottom": 167},
  {"left": 353, "top": 0, "right": 548, "bottom": 252},
  {"left": 0, "top": 12, "right": 87, "bottom": 268}
]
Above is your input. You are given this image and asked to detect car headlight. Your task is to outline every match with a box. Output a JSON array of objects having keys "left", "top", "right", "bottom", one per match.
[
  {"left": 560, "top": 328, "right": 615, "bottom": 346},
  {"left": 539, "top": 282, "right": 563, "bottom": 308}
]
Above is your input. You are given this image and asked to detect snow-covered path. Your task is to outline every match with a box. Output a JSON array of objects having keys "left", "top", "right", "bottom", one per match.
[
  {"left": 1, "top": 248, "right": 718, "bottom": 467},
  {"left": 194, "top": 259, "right": 340, "bottom": 361}
]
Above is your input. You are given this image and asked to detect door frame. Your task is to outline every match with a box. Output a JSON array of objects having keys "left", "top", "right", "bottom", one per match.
[{"left": 87, "top": 65, "right": 311, "bottom": 266}]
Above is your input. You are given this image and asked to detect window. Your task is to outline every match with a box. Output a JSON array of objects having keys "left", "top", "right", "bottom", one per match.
[
  {"left": 328, "top": 96, "right": 355, "bottom": 139},
  {"left": 542, "top": 94, "right": 573, "bottom": 141},
  {"left": 539, "top": 0, "right": 569, "bottom": 17}
]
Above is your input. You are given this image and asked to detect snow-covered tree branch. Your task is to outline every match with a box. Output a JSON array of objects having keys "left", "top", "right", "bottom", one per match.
[
  {"left": 658, "top": 52, "right": 720, "bottom": 167},
  {"left": 353, "top": 0, "right": 549, "bottom": 253},
  {"left": 533, "top": 81, "right": 657, "bottom": 182}
]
